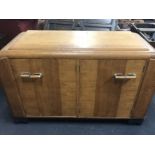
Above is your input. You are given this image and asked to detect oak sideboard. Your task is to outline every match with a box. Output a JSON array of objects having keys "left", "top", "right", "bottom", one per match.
[{"left": 0, "top": 30, "right": 155, "bottom": 124}]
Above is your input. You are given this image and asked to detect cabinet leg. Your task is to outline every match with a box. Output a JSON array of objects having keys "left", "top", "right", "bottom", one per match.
[
  {"left": 127, "top": 119, "right": 144, "bottom": 125},
  {"left": 13, "top": 117, "right": 28, "bottom": 123}
]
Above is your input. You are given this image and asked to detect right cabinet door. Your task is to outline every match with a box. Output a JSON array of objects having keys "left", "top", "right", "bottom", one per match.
[{"left": 79, "top": 60, "right": 146, "bottom": 118}]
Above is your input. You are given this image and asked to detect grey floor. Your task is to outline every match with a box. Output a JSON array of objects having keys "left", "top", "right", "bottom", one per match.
[{"left": 0, "top": 88, "right": 155, "bottom": 135}]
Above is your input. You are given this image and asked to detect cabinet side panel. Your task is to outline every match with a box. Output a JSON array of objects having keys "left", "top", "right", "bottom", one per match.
[
  {"left": 0, "top": 58, "right": 25, "bottom": 117},
  {"left": 131, "top": 59, "right": 155, "bottom": 118}
]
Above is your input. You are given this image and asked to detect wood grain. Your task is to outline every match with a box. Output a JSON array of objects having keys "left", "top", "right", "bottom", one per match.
[
  {"left": 79, "top": 60, "right": 98, "bottom": 116},
  {"left": 58, "top": 59, "right": 77, "bottom": 116},
  {"left": 95, "top": 60, "right": 126, "bottom": 117},
  {"left": 0, "top": 31, "right": 154, "bottom": 120},
  {"left": 0, "top": 31, "right": 153, "bottom": 59},
  {"left": 131, "top": 59, "right": 155, "bottom": 118},
  {"left": 79, "top": 60, "right": 145, "bottom": 118},
  {"left": 0, "top": 58, "right": 25, "bottom": 117},
  {"left": 10, "top": 58, "right": 77, "bottom": 117},
  {"left": 116, "top": 60, "right": 145, "bottom": 117},
  {"left": 11, "top": 59, "right": 42, "bottom": 116},
  {"left": 1, "top": 50, "right": 150, "bottom": 59},
  {"left": 9, "top": 31, "right": 152, "bottom": 51}
]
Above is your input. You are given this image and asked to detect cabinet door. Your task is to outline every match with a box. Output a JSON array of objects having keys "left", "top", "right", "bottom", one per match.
[
  {"left": 11, "top": 59, "right": 77, "bottom": 117},
  {"left": 79, "top": 60, "right": 145, "bottom": 118}
]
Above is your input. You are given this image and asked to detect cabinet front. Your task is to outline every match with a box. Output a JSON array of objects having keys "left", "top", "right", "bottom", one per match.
[
  {"left": 10, "top": 59, "right": 77, "bottom": 117},
  {"left": 79, "top": 60, "right": 146, "bottom": 118}
]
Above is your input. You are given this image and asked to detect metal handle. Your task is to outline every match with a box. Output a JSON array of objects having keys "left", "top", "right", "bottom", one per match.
[
  {"left": 20, "top": 72, "right": 31, "bottom": 79},
  {"left": 30, "top": 73, "right": 43, "bottom": 79},
  {"left": 114, "top": 73, "right": 136, "bottom": 79},
  {"left": 20, "top": 72, "right": 43, "bottom": 79}
]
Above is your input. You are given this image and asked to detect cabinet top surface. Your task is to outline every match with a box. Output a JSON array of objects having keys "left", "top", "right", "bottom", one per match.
[{"left": 1, "top": 30, "right": 154, "bottom": 59}]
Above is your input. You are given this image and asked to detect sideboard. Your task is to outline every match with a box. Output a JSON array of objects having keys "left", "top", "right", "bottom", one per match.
[{"left": 0, "top": 30, "right": 155, "bottom": 124}]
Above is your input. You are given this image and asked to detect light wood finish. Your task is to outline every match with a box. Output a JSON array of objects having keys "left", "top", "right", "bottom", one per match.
[
  {"left": 58, "top": 59, "right": 77, "bottom": 116},
  {"left": 0, "top": 31, "right": 155, "bottom": 121},
  {"left": 116, "top": 60, "right": 145, "bottom": 117},
  {"left": 0, "top": 31, "right": 154, "bottom": 59},
  {"left": 131, "top": 59, "right": 155, "bottom": 118},
  {"left": 7, "top": 31, "right": 152, "bottom": 51},
  {"left": 0, "top": 58, "right": 25, "bottom": 117},
  {"left": 1, "top": 50, "right": 151, "bottom": 59},
  {"left": 10, "top": 59, "right": 77, "bottom": 117},
  {"left": 79, "top": 60, "right": 145, "bottom": 118},
  {"left": 79, "top": 60, "right": 98, "bottom": 116}
]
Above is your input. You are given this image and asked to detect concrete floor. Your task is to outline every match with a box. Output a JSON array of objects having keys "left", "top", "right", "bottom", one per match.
[{"left": 0, "top": 88, "right": 155, "bottom": 135}]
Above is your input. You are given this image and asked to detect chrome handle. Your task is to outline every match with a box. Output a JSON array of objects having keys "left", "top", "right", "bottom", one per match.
[
  {"left": 20, "top": 72, "right": 31, "bottom": 79},
  {"left": 20, "top": 72, "right": 43, "bottom": 79},
  {"left": 114, "top": 73, "right": 136, "bottom": 79},
  {"left": 30, "top": 73, "right": 43, "bottom": 79}
]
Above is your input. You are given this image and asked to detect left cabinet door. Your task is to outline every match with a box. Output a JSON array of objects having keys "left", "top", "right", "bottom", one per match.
[{"left": 10, "top": 59, "right": 77, "bottom": 117}]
